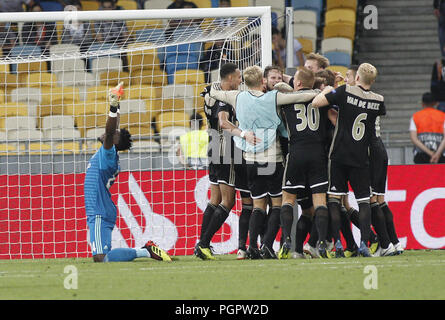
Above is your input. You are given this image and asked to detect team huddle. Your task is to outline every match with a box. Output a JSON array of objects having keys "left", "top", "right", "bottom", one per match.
[{"left": 195, "top": 53, "right": 404, "bottom": 260}]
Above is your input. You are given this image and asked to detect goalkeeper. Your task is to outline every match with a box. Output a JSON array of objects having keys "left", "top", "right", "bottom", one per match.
[{"left": 83, "top": 83, "right": 171, "bottom": 263}]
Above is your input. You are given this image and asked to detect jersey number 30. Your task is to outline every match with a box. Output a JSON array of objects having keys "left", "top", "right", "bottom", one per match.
[{"left": 294, "top": 103, "right": 320, "bottom": 131}]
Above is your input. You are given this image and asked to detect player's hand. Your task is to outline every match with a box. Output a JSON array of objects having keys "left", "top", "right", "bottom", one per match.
[
  {"left": 244, "top": 131, "right": 261, "bottom": 145},
  {"left": 109, "top": 82, "right": 124, "bottom": 107},
  {"left": 430, "top": 152, "right": 440, "bottom": 163}
]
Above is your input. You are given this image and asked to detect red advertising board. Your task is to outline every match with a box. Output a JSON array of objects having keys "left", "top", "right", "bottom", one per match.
[{"left": 0, "top": 165, "right": 444, "bottom": 259}]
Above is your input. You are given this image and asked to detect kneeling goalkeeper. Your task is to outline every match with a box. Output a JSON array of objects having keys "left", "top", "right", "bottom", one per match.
[{"left": 84, "top": 82, "right": 171, "bottom": 262}]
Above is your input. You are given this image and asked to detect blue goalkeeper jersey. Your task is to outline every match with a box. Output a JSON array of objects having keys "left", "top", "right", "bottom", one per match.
[{"left": 84, "top": 145, "right": 120, "bottom": 224}]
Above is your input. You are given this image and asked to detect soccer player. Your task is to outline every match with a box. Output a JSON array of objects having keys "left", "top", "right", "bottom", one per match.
[
  {"left": 275, "top": 67, "right": 333, "bottom": 259},
  {"left": 84, "top": 83, "right": 171, "bottom": 262},
  {"left": 312, "top": 63, "right": 386, "bottom": 257},
  {"left": 210, "top": 65, "right": 318, "bottom": 259},
  {"left": 195, "top": 63, "right": 253, "bottom": 261}
]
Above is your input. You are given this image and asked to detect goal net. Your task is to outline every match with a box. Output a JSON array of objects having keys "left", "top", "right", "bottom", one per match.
[{"left": 0, "top": 6, "right": 272, "bottom": 259}]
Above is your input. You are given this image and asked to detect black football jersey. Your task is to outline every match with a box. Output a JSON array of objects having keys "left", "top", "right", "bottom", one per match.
[
  {"left": 325, "top": 84, "right": 386, "bottom": 168},
  {"left": 280, "top": 89, "right": 328, "bottom": 147},
  {"left": 201, "top": 85, "right": 236, "bottom": 159}
]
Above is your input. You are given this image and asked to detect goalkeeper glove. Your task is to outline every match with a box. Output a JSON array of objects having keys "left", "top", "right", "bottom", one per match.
[{"left": 109, "top": 82, "right": 124, "bottom": 115}]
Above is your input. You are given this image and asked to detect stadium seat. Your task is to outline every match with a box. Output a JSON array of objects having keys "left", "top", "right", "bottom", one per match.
[
  {"left": 40, "top": 87, "right": 80, "bottom": 107},
  {"left": 210, "top": 69, "right": 219, "bottom": 82},
  {"left": 127, "top": 20, "right": 165, "bottom": 32},
  {"left": 130, "top": 69, "right": 168, "bottom": 86},
  {"left": 131, "top": 140, "right": 161, "bottom": 153},
  {"left": 174, "top": 69, "right": 205, "bottom": 85},
  {"left": 9, "top": 45, "right": 44, "bottom": 74},
  {"left": 323, "top": 22, "right": 356, "bottom": 41},
  {"left": 291, "top": 0, "right": 323, "bottom": 26},
  {"left": 144, "top": 0, "right": 172, "bottom": 9},
  {"left": 0, "top": 90, "right": 4, "bottom": 104},
  {"left": 119, "top": 113, "right": 152, "bottom": 134},
  {"left": 194, "top": 83, "right": 209, "bottom": 110},
  {"left": 41, "top": 115, "right": 76, "bottom": 131},
  {"left": 155, "top": 111, "right": 190, "bottom": 132},
  {"left": 27, "top": 142, "right": 52, "bottom": 155},
  {"left": 99, "top": 71, "right": 131, "bottom": 87},
  {"left": 39, "top": 1, "right": 64, "bottom": 11},
  {"left": 86, "top": 86, "right": 111, "bottom": 101},
  {"left": 323, "top": 51, "right": 351, "bottom": 67},
  {"left": 293, "top": 23, "right": 317, "bottom": 52},
  {"left": 126, "top": 85, "right": 157, "bottom": 100},
  {"left": 193, "top": 0, "right": 211, "bottom": 7},
  {"left": 91, "top": 57, "right": 123, "bottom": 76},
  {"left": 126, "top": 126, "right": 154, "bottom": 138},
  {"left": 321, "top": 37, "right": 353, "bottom": 56},
  {"left": 297, "top": 38, "right": 313, "bottom": 54},
  {"left": 3, "top": 116, "right": 37, "bottom": 131},
  {"left": 45, "top": 128, "right": 82, "bottom": 140},
  {"left": 51, "top": 58, "right": 85, "bottom": 74},
  {"left": 26, "top": 72, "right": 58, "bottom": 88},
  {"left": 0, "top": 130, "right": 6, "bottom": 140},
  {"left": 81, "top": 1, "right": 100, "bottom": 11},
  {"left": 77, "top": 113, "right": 108, "bottom": 137},
  {"left": 0, "top": 102, "right": 28, "bottom": 117},
  {"left": 165, "top": 43, "right": 202, "bottom": 83},
  {"left": 57, "top": 71, "right": 96, "bottom": 87},
  {"left": 119, "top": 99, "right": 149, "bottom": 114},
  {"left": 325, "top": 8, "right": 356, "bottom": 26},
  {"left": 0, "top": 143, "right": 19, "bottom": 155},
  {"left": 65, "top": 101, "right": 108, "bottom": 120},
  {"left": 134, "top": 29, "right": 165, "bottom": 43},
  {"left": 293, "top": 10, "right": 317, "bottom": 26},
  {"left": 54, "top": 141, "right": 81, "bottom": 154},
  {"left": 162, "top": 84, "right": 195, "bottom": 109},
  {"left": 127, "top": 44, "right": 160, "bottom": 73},
  {"left": 326, "top": 0, "right": 357, "bottom": 11},
  {"left": 116, "top": 0, "right": 138, "bottom": 10},
  {"left": 7, "top": 129, "right": 43, "bottom": 141}
]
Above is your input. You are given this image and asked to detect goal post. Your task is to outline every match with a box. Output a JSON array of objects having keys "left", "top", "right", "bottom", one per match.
[{"left": 0, "top": 6, "right": 272, "bottom": 259}]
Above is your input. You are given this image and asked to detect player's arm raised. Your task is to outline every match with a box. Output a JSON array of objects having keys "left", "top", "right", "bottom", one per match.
[
  {"left": 276, "top": 88, "right": 319, "bottom": 106},
  {"left": 312, "top": 86, "right": 335, "bottom": 108},
  {"left": 104, "top": 82, "right": 124, "bottom": 150}
]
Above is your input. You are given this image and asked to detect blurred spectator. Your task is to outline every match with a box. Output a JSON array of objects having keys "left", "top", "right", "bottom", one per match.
[
  {"left": 61, "top": 2, "right": 95, "bottom": 52},
  {"left": 214, "top": 0, "right": 236, "bottom": 27},
  {"left": 272, "top": 27, "right": 304, "bottom": 70},
  {"left": 200, "top": 40, "right": 233, "bottom": 82},
  {"left": 21, "top": 3, "right": 58, "bottom": 55},
  {"left": 167, "top": 0, "right": 198, "bottom": 9},
  {"left": 431, "top": 57, "right": 445, "bottom": 112},
  {"left": 95, "top": 0, "right": 130, "bottom": 46},
  {"left": 176, "top": 112, "right": 208, "bottom": 169},
  {"left": 409, "top": 92, "right": 445, "bottom": 164},
  {"left": 0, "top": 0, "right": 34, "bottom": 12},
  {"left": 37, "top": 0, "right": 66, "bottom": 11},
  {"left": 434, "top": 0, "right": 445, "bottom": 57},
  {"left": 0, "top": 23, "right": 20, "bottom": 56}
]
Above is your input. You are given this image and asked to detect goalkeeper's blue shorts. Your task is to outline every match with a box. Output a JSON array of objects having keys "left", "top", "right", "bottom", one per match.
[{"left": 87, "top": 215, "right": 114, "bottom": 256}]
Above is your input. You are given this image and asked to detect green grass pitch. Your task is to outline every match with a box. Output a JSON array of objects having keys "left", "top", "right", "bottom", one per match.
[{"left": 1, "top": 250, "right": 445, "bottom": 300}]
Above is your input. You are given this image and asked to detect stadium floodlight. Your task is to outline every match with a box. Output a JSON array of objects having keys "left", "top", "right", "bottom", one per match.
[{"left": 0, "top": 6, "right": 272, "bottom": 259}]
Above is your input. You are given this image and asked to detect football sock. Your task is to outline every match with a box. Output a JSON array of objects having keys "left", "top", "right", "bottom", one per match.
[
  {"left": 380, "top": 202, "right": 400, "bottom": 245},
  {"left": 104, "top": 248, "right": 140, "bottom": 262},
  {"left": 347, "top": 207, "right": 377, "bottom": 244},
  {"left": 371, "top": 202, "right": 391, "bottom": 248},
  {"left": 238, "top": 204, "right": 252, "bottom": 250},
  {"left": 201, "top": 204, "right": 230, "bottom": 248},
  {"left": 249, "top": 208, "right": 267, "bottom": 249},
  {"left": 295, "top": 214, "right": 312, "bottom": 254},
  {"left": 200, "top": 203, "right": 217, "bottom": 241},
  {"left": 328, "top": 198, "right": 342, "bottom": 242},
  {"left": 279, "top": 204, "right": 294, "bottom": 243},
  {"left": 263, "top": 206, "right": 282, "bottom": 249},
  {"left": 307, "top": 222, "right": 319, "bottom": 247},
  {"left": 314, "top": 205, "right": 329, "bottom": 243},
  {"left": 358, "top": 202, "right": 372, "bottom": 245},
  {"left": 340, "top": 206, "right": 356, "bottom": 249}
]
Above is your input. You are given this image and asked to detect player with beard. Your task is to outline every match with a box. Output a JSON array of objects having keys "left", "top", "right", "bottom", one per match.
[{"left": 195, "top": 63, "right": 254, "bottom": 260}]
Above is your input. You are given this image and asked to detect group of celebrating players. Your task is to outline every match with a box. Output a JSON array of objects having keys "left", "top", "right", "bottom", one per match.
[{"left": 194, "top": 52, "right": 404, "bottom": 260}]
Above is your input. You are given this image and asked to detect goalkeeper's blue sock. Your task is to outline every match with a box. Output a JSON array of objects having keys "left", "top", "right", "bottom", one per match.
[{"left": 104, "top": 248, "right": 149, "bottom": 262}]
